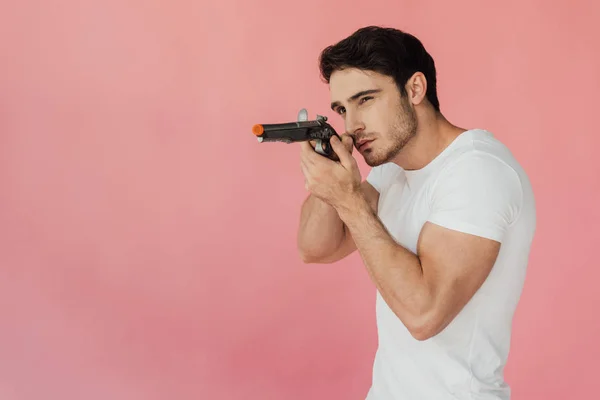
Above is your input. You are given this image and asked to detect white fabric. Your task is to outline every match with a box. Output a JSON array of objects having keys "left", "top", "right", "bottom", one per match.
[{"left": 364, "top": 129, "right": 536, "bottom": 400}]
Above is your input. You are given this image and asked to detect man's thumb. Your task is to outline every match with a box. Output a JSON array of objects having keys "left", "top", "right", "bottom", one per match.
[{"left": 340, "top": 134, "right": 354, "bottom": 154}]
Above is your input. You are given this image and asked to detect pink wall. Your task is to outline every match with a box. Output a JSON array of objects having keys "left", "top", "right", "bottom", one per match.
[{"left": 1, "top": 1, "right": 598, "bottom": 399}]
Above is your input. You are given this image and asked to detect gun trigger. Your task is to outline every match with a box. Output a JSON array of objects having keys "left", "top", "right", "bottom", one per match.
[{"left": 314, "top": 139, "right": 326, "bottom": 156}]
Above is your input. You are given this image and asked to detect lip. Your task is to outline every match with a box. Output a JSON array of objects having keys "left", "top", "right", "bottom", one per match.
[{"left": 357, "top": 139, "right": 374, "bottom": 151}]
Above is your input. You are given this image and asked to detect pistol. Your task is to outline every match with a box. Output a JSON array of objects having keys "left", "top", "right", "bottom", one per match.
[{"left": 251, "top": 108, "right": 341, "bottom": 160}]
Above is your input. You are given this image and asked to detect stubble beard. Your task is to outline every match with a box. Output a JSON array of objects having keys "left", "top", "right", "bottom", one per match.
[{"left": 363, "top": 97, "right": 418, "bottom": 167}]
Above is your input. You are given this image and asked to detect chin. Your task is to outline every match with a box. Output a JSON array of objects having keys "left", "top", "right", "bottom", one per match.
[
  {"left": 362, "top": 146, "right": 397, "bottom": 167},
  {"left": 363, "top": 151, "right": 388, "bottom": 167}
]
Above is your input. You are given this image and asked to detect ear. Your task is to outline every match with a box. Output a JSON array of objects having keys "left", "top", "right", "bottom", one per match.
[{"left": 405, "top": 72, "right": 428, "bottom": 106}]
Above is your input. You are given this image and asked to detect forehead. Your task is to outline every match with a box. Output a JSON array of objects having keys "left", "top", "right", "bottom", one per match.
[{"left": 329, "top": 68, "right": 395, "bottom": 102}]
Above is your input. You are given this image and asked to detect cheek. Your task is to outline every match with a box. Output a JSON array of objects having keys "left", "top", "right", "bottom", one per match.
[
  {"left": 364, "top": 106, "right": 384, "bottom": 132},
  {"left": 372, "top": 105, "right": 393, "bottom": 137}
]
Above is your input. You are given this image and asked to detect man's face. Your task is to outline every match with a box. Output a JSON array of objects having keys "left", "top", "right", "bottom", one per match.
[{"left": 329, "top": 68, "right": 418, "bottom": 167}]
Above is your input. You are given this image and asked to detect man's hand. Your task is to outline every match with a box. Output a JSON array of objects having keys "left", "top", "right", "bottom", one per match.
[{"left": 300, "top": 135, "right": 362, "bottom": 211}]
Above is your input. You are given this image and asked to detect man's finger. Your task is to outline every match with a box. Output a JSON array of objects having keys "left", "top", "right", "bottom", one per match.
[
  {"left": 300, "top": 141, "right": 318, "bottom": 165},
  {"left": 300, "top": 161, "right": 313, "bottom": 191},
  {"left": 340, "top": 134, "right": 354, "bottom": 154},
  {"left": 301, "top": 139, "right": 332, "bottom": 166},
  {"left": 300, "top": 140, "right": 313, "bottom": 153},
  {"left": 300, "top": 158, "right": 310, "bottom": 177},
  {"left": 329, "top": 135, "right": 355, "bottom": 169}
]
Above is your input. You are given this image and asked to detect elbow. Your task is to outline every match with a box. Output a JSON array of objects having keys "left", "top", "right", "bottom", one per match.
[
  {"left": 297, "top": 238, "right": 322, "bottom": 264},
  {"left": 299, "top": 252, "right": 317, "bottom": 264},
  {"left": 297, "top": 243, "right": 315, "bottom": 263},
  {"left": 297, "top": 248, "right": 323, "bottom": 264},
  {"left": 408, "top": 324, "right": 437, "bottom": 341},
  {"left": 297, "top": 242, "right": 334, "bottom": 264},
  {"left": 405, "top": 311, "right": 444, "bottom": 341}
]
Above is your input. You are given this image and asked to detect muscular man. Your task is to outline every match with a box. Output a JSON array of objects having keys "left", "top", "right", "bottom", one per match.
[{"left": 297, "top": 26, "right": 536, "bottom": 400}]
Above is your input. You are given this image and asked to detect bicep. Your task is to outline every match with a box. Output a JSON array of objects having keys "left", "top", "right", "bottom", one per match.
[
  {"left": 417, "top": 222, "right": 500, "bottom": 331},
  {"left": 414, "top": 154, "right": 521, "bottom": 334}
]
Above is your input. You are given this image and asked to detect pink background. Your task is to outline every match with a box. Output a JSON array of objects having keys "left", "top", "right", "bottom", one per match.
[{"left": 1, "top": 1, "right": 598, "bottom": 399}]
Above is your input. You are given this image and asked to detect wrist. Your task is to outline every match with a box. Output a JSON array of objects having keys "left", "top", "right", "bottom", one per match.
[{"left": 334, "top": 190, "right": 372, "bottom": 222}]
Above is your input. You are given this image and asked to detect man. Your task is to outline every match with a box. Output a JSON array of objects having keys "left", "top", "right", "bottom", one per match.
[{"left": 297, "top": 26, "right": 536, "bottom": 400}]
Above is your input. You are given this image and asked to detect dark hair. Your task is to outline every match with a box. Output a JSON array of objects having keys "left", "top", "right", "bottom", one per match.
[{"left": 319, "top": 26, "right": 440, "bottom": 112}]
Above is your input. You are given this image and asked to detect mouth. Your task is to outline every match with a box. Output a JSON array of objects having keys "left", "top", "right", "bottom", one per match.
[{"left": 356, "top": 139, "right": 374, "bottom": 151}]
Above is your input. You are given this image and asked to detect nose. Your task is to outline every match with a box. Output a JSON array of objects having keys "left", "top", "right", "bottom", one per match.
[{"left": 344, "top": 111, "right": 365, "bottom": 137}]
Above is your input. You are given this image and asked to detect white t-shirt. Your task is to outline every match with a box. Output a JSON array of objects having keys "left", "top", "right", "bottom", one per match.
[{"left": 364, "top": 129, "right": 536, "bottom": 400}]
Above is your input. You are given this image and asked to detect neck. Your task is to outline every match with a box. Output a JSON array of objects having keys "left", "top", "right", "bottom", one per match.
[{"left": 391, "top": 111, "right": 465, "bottom": 171}]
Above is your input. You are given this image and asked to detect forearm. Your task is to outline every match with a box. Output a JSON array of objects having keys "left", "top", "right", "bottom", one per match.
[
  {"left": 297, "top": 194, "right": 345, "bottom": 260},
  {"left": 334, "top": 193, "right": 434, "bottom": 332}
]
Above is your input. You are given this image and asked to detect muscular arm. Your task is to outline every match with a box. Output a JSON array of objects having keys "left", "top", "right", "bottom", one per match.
[
  {"left": 331, "top": 153, "right": 523, "bottom": 341},
  {"left": 335, "top": 193, "right": 501, "bottom": 341},
  {"left": 297, "top": 180, "right": 379, "bottom": 264}
]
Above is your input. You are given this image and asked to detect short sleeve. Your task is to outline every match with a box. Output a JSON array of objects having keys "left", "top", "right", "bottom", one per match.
[
  {"left": 366, "top": 164, "right": 388, "bottom": 192},
  {"left": 427, "top": 152, "right": 523, "bottom": 243}
]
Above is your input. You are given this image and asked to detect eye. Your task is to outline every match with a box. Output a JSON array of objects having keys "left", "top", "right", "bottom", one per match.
[
  {"left": 336, "top": 106, "right": 346, "bottom": 115},
  {"left": 359, "top": 96, "right": 373, "bottom": 104}
]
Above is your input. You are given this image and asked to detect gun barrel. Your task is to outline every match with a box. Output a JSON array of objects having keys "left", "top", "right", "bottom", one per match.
[
  {"left": 252, "top": 121, "right": 321, "bottom": 135},
  {"left": 251, "top": 110, "right": 340, "bottom": 159},
  {"left": 252, "top": 120, "right": 324, "bottom": 143}
]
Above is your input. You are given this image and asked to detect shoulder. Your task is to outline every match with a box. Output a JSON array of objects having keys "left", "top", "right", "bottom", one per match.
[
  {"left": 432, "top": 129, "right": 524, "bottom": 192},
  {"left": 426, "top": 132, "right": 527, "bottom": 241},
  {"left": 430, "top": 142, "right": 524, "bottom": 206},
  {"left": 438, "top": 151, "right": 521, "bottom": 185}
]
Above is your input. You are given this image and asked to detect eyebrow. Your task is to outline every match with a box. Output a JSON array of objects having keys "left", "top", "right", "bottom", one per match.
[{"left": 330, "top": 89, "right": 382, "bottom": 111}]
